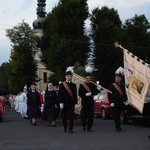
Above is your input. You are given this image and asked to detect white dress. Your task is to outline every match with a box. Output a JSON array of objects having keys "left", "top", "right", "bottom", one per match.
[
  {"left": 14, "top": 95, "right": 20, "bottom": 113},
  {"left": 19, "top": 93, "right": 28, "bottom": 118}
]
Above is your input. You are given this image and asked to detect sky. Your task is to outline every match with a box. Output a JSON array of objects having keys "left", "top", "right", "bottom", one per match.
[{"left": 0, "top": 0, "right": 150, "bottom": 65}]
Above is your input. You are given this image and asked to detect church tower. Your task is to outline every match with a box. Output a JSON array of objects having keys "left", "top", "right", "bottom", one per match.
[
  {"left": 32, "top": 0, "right": 52, "bottom": 91},
  {"left": 33, "top": 0, "right": 46, "bottom": 36}
]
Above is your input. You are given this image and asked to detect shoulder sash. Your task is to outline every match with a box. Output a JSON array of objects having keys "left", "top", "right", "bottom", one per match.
[
  {"left": 82, "top": 82, "right": 91, "bottom": 92},
  {"left": 113, "top": 83, "right": 123, "bottom": 95},
  {"left": 63, "top": 81, "right": 74, "bottom": 100}
]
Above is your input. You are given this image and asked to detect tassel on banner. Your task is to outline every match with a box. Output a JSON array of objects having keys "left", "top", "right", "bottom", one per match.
[{"left": 114, "top": 42, "right": 150, "bottom": 68}]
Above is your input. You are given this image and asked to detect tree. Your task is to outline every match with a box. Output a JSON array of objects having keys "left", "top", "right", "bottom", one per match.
[
  {"left": 40, "top": 0, "right": 90, "bottom": 80},
  {"left": 6, "top": 21, "right": 38, "bottom": 93},
  {"left": 123, "top": 14, "right": 150, "bottom": 63},
  {"left": 90, "top": 6, "right": 123, "bottom": 87},
  {"left": 0, "top": 63, "right": 10, "bottom": 95}
]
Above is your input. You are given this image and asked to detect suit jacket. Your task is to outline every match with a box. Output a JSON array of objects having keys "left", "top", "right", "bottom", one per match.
[
  {"left": 79, "top": 82, "right": 99, "bottom": 107},
  {"left": 58, "top": 81, "right": 77, "bottom": 108},
  {"left": 108, "top": 82, "right": 127, "bottom": 107},
  {"left": 27, "top": 90, "right": 41, "bottom": 118}
]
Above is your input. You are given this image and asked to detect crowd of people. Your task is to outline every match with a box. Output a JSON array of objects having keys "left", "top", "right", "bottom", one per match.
[
  {"left": 0, "top": 66, "right": 127, "bottom": 133},
  {"left": 0, "top": 95, "right": 16, "bottom": 111}
]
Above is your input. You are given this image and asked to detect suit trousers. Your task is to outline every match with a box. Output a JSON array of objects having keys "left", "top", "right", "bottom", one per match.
[
  {"left": 113, "top": 106, "right": 122, "bottom": 128},
  {"left": 62, "top": 107, "right": 74, "bottom": 131}
]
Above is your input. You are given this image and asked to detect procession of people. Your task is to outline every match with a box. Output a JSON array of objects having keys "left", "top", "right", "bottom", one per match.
[{"left": 0, "top": 66, "right": 128, "bottom": 133}]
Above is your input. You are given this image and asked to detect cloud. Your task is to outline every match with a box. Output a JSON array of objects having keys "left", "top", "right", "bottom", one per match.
[
  {"left": 0, "top": 38, "right": 11, "bottom": 64},
  {"left": 88, "top": 0, "right": 150, "bottom": 9},
  {"left": 115, "top": 0, "right": 150, "bottom": 9},
  {"left": 87, "top": 0, "right": 150, "bottom": 22},
  {"left": 0, "top": 0, "right": 150, "bottom": 65},
  {"left": 21, "top": 0, "right": 34, "bottom": 10}
]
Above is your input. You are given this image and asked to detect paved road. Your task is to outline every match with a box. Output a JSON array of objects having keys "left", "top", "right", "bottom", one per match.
[{"left": 0, "top": 110, "right": 150, "bottom": 150}]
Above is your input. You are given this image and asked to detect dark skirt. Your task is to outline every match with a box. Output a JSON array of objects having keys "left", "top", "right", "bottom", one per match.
[
  {"left": 43, "top": 104, "right": 56, "bottom": 122},
  {"left": 27, "top": 106, "right": 41, "bottom": 119}
]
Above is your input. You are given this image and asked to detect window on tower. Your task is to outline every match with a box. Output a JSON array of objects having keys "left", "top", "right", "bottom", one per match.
[{"left": 43, "top": 72, "right": 47, "bottom": 83}]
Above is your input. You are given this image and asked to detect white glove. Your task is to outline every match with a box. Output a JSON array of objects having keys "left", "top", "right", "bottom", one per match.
[
  {"left": 97, "top": 85, "right": 102, "bottom": 90},
  {"left": 110, "top": 103, "right": 114, "bottom": 107},
  {"left": 85, "top": 92, "right": 92, "bottom": 96},
  {"left": 55, "top": 104, "right": 58, "bottom": 108},
  {"left": 42, "top": 90, "right": 45, "bottom": 95},
  {"left": 124, "top": 101, "right": 128, "bottom": 106},
  {"left": 60, "top": 103, "right": 64, "bottom": 109},
  {"left": 75, "top": 104, "right": 78, "bottom": 109}
]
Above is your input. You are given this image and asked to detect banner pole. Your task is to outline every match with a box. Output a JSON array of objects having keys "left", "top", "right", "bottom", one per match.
[{"left": 73, "top": 73, "right": 112, "bottom": 93}]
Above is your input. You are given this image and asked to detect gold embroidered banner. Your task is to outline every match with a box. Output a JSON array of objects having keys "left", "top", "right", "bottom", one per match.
[
  {"left": 72, "top": 73, "right": 84, "bottom": 115},
  {"left": 124, "top": 49, "right": 150, "bottom": 113},
  {"left": 73, "top": 73, "right": 85, "bottom": 92}
]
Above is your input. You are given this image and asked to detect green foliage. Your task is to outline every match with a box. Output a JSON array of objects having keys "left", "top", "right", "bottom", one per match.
[
  {"left": 123, "top": 14, "right": 150, "bottom": 63},
  {"left": 74, "top": 61, "right": 85, "bottom": 76},
  {"left": 90, "top": 6, "right": 123, "bottom": 87},
  {"left": 2, "top": 4, "right": 150, "bottom": 93},
  {"left": 48, "top": 73, "right": 59, "bottom": 86},
  {"left": 40, "top": 0, "right": 90, "bottom": 80},
  {"left": 5, "top": 21, "right": 38, "bottom": 94},
  {"left": 0, "top": 63, "right": 10, "bottom": 95}
]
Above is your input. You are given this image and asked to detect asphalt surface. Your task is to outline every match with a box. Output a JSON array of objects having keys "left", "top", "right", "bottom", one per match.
[{"left": 0, "top": 110, "right": 150, "bottom": 150}]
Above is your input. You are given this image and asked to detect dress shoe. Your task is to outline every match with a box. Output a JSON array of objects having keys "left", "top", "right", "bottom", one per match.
[
  {"left": 64, "top": 128, "right": 67, "bottom": 132},
  {"left": 47, "top": 123, "right": 51, "bottom": 126},
  {"left": 68, "top": 130, "right": 74, "bottom": 133},
  {"left": 83, "top": 127, "right": 86, "bottom": 132},
  {"left": 87, "top": 129, "right": 93, "bottom": 132},
  {"left": 116, "top": 127, "right": 122, "bottom": 131},
  {"left": 52, "top": 121, "right": 56, "bottom": 127},
  {"left": 29, "top": 120, "right": 32, "bottom": 124}
]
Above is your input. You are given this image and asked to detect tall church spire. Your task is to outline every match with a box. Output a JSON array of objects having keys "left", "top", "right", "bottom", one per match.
[
  {"left": 33, "top": 0, "right": 46, "bottom": 30},
  {"left": 32, "top": 0, "right": 52, "bottom": 92}
]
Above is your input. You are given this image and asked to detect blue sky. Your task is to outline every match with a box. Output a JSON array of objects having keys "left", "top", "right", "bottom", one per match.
[{"left": 0, "top": 0, "right": 150, "bottom": 65}]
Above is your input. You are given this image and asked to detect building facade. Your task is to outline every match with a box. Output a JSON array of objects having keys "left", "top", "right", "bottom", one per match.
[{"left": 32, "top": 0, "right": 52, "bottom": 91}]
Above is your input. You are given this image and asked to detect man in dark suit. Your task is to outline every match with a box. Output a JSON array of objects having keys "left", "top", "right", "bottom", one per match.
[
  {"left": 108, "top": 67, "right": 127, "bottom": 131},
  {"left": 58, "top": 68, "right": 77, "bottom": 133},
  {"left": 79, "top": 72, "right": 100, "bottom": 132}
]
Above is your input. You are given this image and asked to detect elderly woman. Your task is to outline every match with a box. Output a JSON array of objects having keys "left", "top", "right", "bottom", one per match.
[{"left": 43, "top": 82, "right": 58, "bottom": 126}]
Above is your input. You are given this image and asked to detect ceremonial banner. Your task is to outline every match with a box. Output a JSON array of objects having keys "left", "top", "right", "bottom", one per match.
[
  {"left": 73, "top": 73, "right": 85, "bottom": 92},
  {"left": 124, "top": 49, "right": 150, "bottom": 113},
  {"left": 72, "top": 73, "right": 84, "bottom": 115}
]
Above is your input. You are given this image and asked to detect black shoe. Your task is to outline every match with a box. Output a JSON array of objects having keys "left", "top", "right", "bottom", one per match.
[
  {"left": 68, "top": 130, "right": 74, "bottom": 133},
  {"left": 52, "top": 121, "right": 56, "bottom": 127},
  {"left": 64, "top": 128, "right": 67, "bottom": 132},
  {"left": 87, "top": 129, "right": 93, "bottom": 132},
  {"left": 116, "top": 127, "right": 122, "bottom": 131},
  {"left": 83, "top": 127, "right": 86, "bottom": 132}
]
